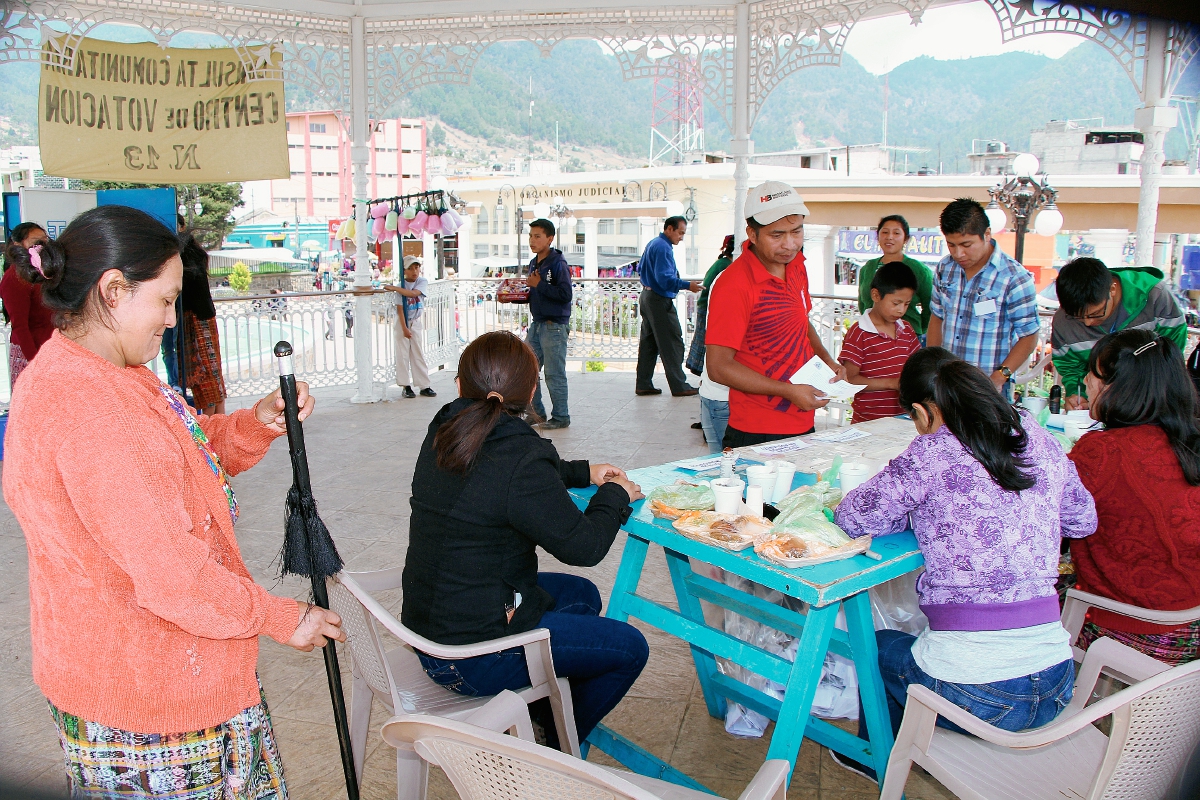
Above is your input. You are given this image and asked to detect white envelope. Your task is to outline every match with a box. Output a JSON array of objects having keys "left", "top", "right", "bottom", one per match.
[{"left": 789, "top": 356, "right": 866, "bottom": 402}]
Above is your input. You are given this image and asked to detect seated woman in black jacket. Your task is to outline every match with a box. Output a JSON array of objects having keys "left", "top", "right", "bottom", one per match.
[{"left": 402, "top": 330, "right": 648, "bottom": 746}]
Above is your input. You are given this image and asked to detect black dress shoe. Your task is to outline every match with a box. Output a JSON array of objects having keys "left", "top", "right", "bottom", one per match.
[
  {"left": 419, "top": 388, "right": 437, "bottom": 397},
  {"left": 635, "top": 387, "right": 663, "bottom": 396},
  {"left": 402, "top": 386, "right": 416, "bottom": 398},
  {"left": 672, "top": 386, "right": 700, "bottom": 397},
  {"left": 691, "top": 421, "right": 704, "bottom": 429}
]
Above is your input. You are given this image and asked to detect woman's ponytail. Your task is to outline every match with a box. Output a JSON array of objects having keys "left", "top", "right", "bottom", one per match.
[{"left": 7, "top": 238, "right": 67, "bottom": 291}]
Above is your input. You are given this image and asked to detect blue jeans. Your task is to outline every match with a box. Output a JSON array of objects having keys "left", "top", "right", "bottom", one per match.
[
  {"left": 417, "top": 573, "right": 649, "bottom": 742},
  {"left": 700, "top": 396, "right": 729, "bottom": 454},
  {"left": 528, "top": 319, "right": 569, "bottom": 424},
  {"left": 857, "top": 630, "right": 1074, "bottom": 753}
]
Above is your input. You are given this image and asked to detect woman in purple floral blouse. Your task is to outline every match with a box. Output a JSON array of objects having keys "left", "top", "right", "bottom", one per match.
[{"left": 830, "top": 347, "right": 1097, "bottom": 783}]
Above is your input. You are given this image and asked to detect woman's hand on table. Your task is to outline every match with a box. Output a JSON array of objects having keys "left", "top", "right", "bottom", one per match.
[
  {"left": 608, "top": 475, "right": 644, "bottom": 502},
  {"left": 287, "top": 604, "right": 346, "bottom": 652},
  {"left": 590, "top": 463, "right": 628, "bottom": 486},
  {"left": 255, "top": 381, "right": 315, "bottom": 432}
]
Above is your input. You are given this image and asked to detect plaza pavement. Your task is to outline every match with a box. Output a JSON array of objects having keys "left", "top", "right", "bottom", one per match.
[{"left": 0, "top": 369, "right": 953, "bottom": 800}]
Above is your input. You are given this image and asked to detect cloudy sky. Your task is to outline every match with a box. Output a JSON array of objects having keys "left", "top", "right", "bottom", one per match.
[{"left": 843, "top": 2, "right": 1083, "bottom": 75}]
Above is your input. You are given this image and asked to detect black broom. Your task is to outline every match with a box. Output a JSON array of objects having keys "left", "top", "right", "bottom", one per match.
[{"left": 274, "top": 341, "right": 360, "bottom": 800}]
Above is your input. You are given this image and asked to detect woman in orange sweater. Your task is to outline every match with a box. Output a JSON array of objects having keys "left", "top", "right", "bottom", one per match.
[{"left": 3, "top": 206, "right": 344, "bottom": 799}]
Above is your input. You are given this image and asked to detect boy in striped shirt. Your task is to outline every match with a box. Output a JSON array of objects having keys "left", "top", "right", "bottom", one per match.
[{"left": 840, "top": 262, "right": 922, "bottom": 422}]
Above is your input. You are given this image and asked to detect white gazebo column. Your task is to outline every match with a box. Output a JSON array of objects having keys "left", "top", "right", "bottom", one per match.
[
  {"left": 1133, "top": 18, "right": 1179, "bottom": 267},
  {"left": 803, "top": 224, "right": 837, "bottom": 295},
  {"left": 582, "top": 217, "right": 599, "bottom": 278},
  {"left": 1087, "top": 229, "right": 1130, "bottom": 268},
  {"left": 349, "top": 14, "right": 377, "bottom": 403},
  {"left": 731, "top": 0, "right": 752, "bottom": 248},
  {"left": 456, "top": 215, "right": 473, "bottom": 276}
]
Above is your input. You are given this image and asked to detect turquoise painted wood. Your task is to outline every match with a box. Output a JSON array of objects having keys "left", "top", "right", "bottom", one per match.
[{"left": 571, "top": 459, "right": 925, "bottom": 791}]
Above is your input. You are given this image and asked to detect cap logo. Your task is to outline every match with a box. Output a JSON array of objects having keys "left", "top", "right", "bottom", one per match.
[{"left": 759, "top": 190, "right": 793, "bottom": 202}]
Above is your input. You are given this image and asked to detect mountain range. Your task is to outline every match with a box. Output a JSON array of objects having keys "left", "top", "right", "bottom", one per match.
[{"left": 1, "top": 37, "right": 1188, "bottom": 167}]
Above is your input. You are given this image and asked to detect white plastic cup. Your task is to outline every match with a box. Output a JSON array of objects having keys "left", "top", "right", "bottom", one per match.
[
  {"left": 1022, "top": 396, "right": 1048, "bottom": 414},
  {"left": 770, "top": 461, "right": 797, "bottom": 503},
  {"left": 839, "top": 462, "right": 873, "bottom": 494},
  {"left": 711, "top": 478, "right": 745, "bottom": 514},
  {"left": 745, "top": 465, "right": 777, "bottom": 501},
  {"left": 745, "top": 485, "right": 764, "bottom": 518}
]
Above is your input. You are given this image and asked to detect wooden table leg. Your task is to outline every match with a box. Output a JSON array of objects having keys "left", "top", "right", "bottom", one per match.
[
  {"left": 664, "top": 548, "right": 728, "bottom": 721},
  {"left": 764, "top": 602, "right": 838, "bottom": 783},
  {"left": 844, "top": 589, "right": 895, "bottom": 785}
]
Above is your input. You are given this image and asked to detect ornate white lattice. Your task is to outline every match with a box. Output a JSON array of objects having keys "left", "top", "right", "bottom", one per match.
[{"left": 2, "top": 0, "right": 352, "bottom": 114}]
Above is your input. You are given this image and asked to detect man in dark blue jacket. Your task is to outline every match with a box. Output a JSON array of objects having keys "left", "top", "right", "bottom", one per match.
[
  {"left": 526, "top": 218, "right": 574, "bottom": 429},
  {"left": 636, "top": 216, "right": 702, "bottom": 396}
]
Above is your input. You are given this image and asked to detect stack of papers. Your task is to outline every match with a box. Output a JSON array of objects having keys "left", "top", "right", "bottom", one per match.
[
  {"left": 751, "top": 440, "right": 811, "bottom": 456},
  {"left": 789, "top": 356, "right": 866, "bottom": 402},
  {"left": 812, "top": 427, "right": 872, "bottom": 443}
]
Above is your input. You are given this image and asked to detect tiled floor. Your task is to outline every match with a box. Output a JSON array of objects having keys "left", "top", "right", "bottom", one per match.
[{"left": 0, "top": 369, "right": 954, "bottom": 799}]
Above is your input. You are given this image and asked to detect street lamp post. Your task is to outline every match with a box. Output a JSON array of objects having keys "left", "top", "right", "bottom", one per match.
[
  {"left": 545, "top": 200, "right": 577, "bottom": 253},
  {"left": 177, "top": 185, "right": 203, "bottom": 230},
  {"left": 985, "top": 153, "right": 1064, "bottom": 265},
  {"left": 496, "top": 184, "right": 518, "bottom": 273}
]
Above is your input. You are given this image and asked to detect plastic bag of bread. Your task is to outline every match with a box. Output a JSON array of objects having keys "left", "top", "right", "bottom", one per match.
[
  {"left": 755, "top": 515, "right": 869, "bottom": 567},
  {"left": 646, "top": 481, "right": 716, "bottom": 519},
  {"left": 672, "top": 510, "right": 772, "bottom": 550},
  {"left": 776, "top": 481, "right": 843, "bottom": 515}
]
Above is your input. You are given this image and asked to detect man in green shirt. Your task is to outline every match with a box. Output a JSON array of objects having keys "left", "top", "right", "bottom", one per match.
[{"left": 856, "top": 215, "right": 934, "bottom": 336}]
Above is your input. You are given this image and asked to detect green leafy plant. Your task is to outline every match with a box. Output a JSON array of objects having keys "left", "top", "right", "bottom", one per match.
[
  {"left": 229, "top": 262, "right": 252, "bottom": 293},
  {"left": 585, "top": 350, "right": 606, "bottom": 372}
]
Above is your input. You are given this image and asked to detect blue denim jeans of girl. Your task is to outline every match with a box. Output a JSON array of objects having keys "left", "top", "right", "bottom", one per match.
[
  {"left": 851, "top": 629, "right": 1074, "bottom": 773},
  {"left": 417, "top": 573, "right": 649, "bottom": 743},
  {"left": 700, "top": 396, "right": 730, "bottom": 454}
]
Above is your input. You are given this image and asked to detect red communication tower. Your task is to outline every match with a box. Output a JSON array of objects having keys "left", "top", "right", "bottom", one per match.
[{"left": 649, "top": 55, "right": 706, "bottom": 165}]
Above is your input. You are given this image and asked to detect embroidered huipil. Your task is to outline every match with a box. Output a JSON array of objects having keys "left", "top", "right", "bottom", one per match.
[
  {"left": 834, "top": 411, "right": 1097, "bottom": 631},
  {"left": 930, "top": 242, "right": 1040, "bottom": 373}
]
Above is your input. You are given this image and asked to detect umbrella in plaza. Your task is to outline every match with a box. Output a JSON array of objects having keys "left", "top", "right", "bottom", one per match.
[{"left": 274, "top": 341, "right": 359, "bottom": 800}]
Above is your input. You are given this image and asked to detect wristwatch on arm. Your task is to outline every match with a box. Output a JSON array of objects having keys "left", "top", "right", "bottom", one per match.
[{"left": 998, "top": 365, "right": 1013, "bottom": 380}]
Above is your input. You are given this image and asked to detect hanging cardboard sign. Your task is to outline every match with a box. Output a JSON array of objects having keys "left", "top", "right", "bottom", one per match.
[{"left": 38, "top": 36, "right": 288, "bottom": 182}]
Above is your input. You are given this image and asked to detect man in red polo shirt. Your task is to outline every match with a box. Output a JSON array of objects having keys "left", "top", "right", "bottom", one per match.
[{"left": 706, "top": 181, "right": 844, "bottom": 448}]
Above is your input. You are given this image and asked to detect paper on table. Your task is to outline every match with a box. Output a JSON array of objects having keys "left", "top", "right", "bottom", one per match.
[
  {"left": 674, "top": 455, "right": 724, "bottom": 472},
  {"left": 751, "top": 439, "right": 811, "bottom": 456},
  {"left": 789, "top": 356, "right": 866, "bottom": 401},
  {"left": 812, "top": 427, "right": 872, "bottom": 443}
]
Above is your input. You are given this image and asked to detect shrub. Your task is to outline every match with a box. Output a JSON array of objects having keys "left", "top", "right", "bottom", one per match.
[
  {"left": 585, "top": 350, "right": 606, "bottom": 372},
  {"left": 229, "top": 262, "right": 252, "bottom": 293}
]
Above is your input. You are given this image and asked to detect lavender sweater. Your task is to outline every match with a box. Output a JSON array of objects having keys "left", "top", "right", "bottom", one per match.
[{"left": 834, "top": 412, "right": 1097, "bottom": 632}]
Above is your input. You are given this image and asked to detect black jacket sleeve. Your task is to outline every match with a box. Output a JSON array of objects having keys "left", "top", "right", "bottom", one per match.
[
  {"left": 508, "top": 449, "right": 630, "bottom": 567},
  {"left": 557, "top": 458, "right": 591, "bottom": 489}
]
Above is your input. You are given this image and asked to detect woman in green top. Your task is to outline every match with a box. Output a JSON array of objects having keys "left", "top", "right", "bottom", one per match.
[
  {"left": 857, "top": 215, "right": 934, "bottom": 338},
  {"left": 686, "top": 234, "right": 736, "bottom": 376}
]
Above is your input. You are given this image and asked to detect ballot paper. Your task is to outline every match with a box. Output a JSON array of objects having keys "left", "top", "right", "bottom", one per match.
[
  {"left": 812, "top": 427, "right": 872, "bottom": 443},
  {"left": 751, "top": 439, "right": 811, "bottom": 456},
  {"left": 674, "top": 455, "right": 725, "bottom": 472},
  {"left": 789, "top": 356, "right": 866, "bottom": 402}
]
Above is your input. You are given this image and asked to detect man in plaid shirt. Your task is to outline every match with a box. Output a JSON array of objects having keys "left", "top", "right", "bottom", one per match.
[{"left": 927, "top": 198, "right": 1040, "bottom": 390}]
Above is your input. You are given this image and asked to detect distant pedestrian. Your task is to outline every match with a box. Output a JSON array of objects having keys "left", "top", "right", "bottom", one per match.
[
  {"left": 385, "top": 255, "right": 436, "bottom": 399},
  {"left": 856, "top": 215, "right": 933, "bottom": 342},
  {"left": 927, "top": 198, "right": 1039, "bottom": 394},
  {"left": 686, "top": 234, "right": 736, "bottom": 377},
  {"left": 180, "top": 234, "right": 227, "bottom": 415},
  {"left": 525, "top": 218, "right": 573, "bottom": 429},
  {"left": 636, "top": 216, "right": 701, "bottom": 397},
  {"left": 0, "top": 222, "right": 53, "bottom": 389}
]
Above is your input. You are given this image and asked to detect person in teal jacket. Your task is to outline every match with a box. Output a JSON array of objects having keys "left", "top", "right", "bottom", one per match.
[
  {"left": 1052, "top": 257, "right": 1187, "bottom": 409},
  {"left": 857, "top": 215, "right": 934, "bottom": 337}
]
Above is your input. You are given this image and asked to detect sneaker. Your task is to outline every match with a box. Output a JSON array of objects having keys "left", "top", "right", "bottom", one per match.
[
  {"left": 829, "top": 750, "right": 878, "bottom": 785},
  {"left": 419, "top": 388, "right": 437, "bottom": 397},
  {"left": 541, "top": 418, "right": 570, "bottom": 430},
  {"left": 402, "top": 386, "right": 416, "bottom": 399}
]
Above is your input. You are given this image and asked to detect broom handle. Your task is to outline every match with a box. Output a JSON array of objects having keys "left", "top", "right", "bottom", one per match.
[{"left": 275, "top": 344, "right": 360, "bottom": 800}]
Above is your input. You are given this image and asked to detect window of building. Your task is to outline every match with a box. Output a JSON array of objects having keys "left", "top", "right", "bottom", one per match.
[
  {"left": 520, "top": 246, "right": 531, "bottom": 260},
  {"left": 285, "top": 122, "right": 291, "bottom": 132},
  {"left": 1118, "top": 162, "right": 1128, "bottom": 175},
  {"left": 598, "top": 219, "right": 615, "bottom": 234},
  {"left": 310, "top": 123, "right": 326, "bottom": 133},
  {"left": 617, "top": 246, "right": 638, "bottom": 255},
  {"left": 502, "top": 245, "right": 510, "bottom": 256},
  {"left": 476, "top": 205, "right": 489, "bottom": 235},
  {"left": 475, "top": 244, "right": 489, "bottom": 259},
  {"left": 619, "top": 218, "right": 638, "bottom": 235},
  {"left": 598, "top": 246, "right": 616, "bottom": 255},
  {"left": 501, "top": 210, "right": 509, "bottom": 235},
  {"left": 491, "top": 245, "right": 499, "bottom": 256}
]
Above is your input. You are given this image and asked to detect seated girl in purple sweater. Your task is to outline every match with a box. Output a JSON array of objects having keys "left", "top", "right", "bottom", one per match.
[{"left": 831, "top": 347, "right": 1097, "bottom": 781}]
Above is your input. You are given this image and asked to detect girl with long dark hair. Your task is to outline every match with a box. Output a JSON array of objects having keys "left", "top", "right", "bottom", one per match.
[
  {"left": 1069, "top": 329, "right": 1200, "bottom": 664},
  {"left": 831, "top": 347, "right": 1096, "bottom": 781},
  {"left": 179, "top": 233, "right": 227, "bottom": 415},
  {"left": 402, "top": 331, "right": 648, "bottom": 748},
  {"left": 0, "top": 222, "right": 54, "bottom": 386}
]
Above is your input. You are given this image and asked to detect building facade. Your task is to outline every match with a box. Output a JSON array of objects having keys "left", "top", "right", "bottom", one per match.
[
  {"left": 271, "top": 112, "right": 426, "bottom": 220},
  {"left": 1030, "top": 119, "right": 1145, "bottom": 176}
]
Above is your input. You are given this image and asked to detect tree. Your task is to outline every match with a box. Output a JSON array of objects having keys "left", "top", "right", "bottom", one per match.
[
  {"left": 229, "top": 262, "right": 252, "bottom": 293},
  {"left": 79, "top": 181, "right": 245, "bottom": 249},
  {"left": 429, "top": 121, "right": 447, "bottom": 146}
]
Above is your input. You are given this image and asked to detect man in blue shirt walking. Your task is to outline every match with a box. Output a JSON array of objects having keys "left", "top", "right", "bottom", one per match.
[
  {"left": 636, "top": 216, "right": 701, "bottom": 396},
  {"left": 525, "top": 218, "right": 574, "bottom": 429}
]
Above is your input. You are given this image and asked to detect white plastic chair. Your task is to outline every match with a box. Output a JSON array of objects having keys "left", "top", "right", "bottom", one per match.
[
  {"left": 327, "top": 569, "right": 580, "bottom": 800},
  {"left": 878, "top": 637, "right": 1200, "bottom": 800},
  {"left": 1061, "top": 586, "right": 1200, "bottom": 663},
  {"left": 381, "top": 690, "right": 789, "bottom": 800}
]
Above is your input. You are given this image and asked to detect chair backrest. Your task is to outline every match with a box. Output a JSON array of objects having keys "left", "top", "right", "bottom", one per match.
[
  {"left": 1095, "top": 661, "right": 1200, "bottom": 800},
  {"left": 384, "top": 714, "right": 663, "bottom": 800},
  {"left": 328, "top": 573, "right": 398, "bottom": 702}
]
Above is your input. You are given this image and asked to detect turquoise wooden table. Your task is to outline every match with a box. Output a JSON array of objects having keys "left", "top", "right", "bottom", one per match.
[{"left": 570, "top": 461, "right": 924, "bottom": 793}]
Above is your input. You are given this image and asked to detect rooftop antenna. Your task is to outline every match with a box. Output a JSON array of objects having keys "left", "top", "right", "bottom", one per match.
[{"left": 649, "top": 53, "right": 705, "bottom": 165}]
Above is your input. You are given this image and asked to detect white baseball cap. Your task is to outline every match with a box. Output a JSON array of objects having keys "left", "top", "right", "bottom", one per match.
[
  {"left": 402, "top": 255, "right": 423, "bottom": 269},
  {"left": 745, "top": 181, "right": 810, "bottom": 225}
]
